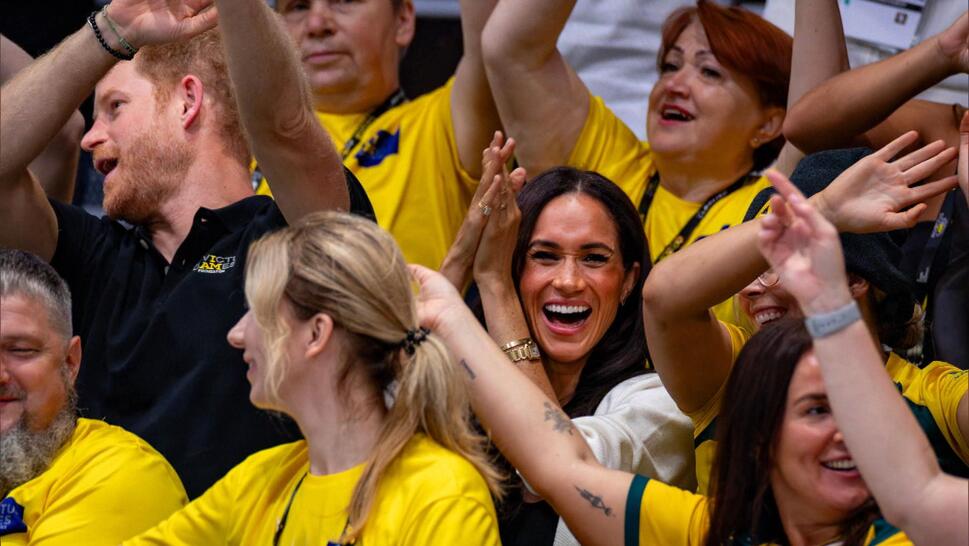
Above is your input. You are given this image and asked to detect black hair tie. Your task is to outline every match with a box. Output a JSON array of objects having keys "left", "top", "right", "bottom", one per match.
[{"left": 399, "top": 327, "right": 430, "bottom": 356}]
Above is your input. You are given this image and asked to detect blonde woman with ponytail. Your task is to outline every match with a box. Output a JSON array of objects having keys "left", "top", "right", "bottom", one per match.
[{"left": 125, "top": 212, "right": 502, "bottom": 545}]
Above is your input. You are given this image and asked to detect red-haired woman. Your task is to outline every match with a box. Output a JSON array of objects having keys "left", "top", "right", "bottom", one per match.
[{"left": 481, "top": 0, "right": 806, "bottom": 324}]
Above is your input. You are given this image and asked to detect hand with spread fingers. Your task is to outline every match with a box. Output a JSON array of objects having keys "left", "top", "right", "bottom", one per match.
[
  {"left": 440, "top": 131, "right": 522, "bottom": 290},
  {"left": 101, "top": 0, "right": 219, "bottom": 50},
  {"left": 759, "top": 171, "right": 853, "bottom": 315},
  {"left": 813, "top": 130, "right": 959, "bottom": 234}
]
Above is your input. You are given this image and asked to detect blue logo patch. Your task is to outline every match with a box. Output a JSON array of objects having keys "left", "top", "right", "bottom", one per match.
[
  {"left": 0, "top": 497, "right": 27, "bottom": 536},
  {"left": 355, "top": 129, "right": 400, "bottom": 167}
]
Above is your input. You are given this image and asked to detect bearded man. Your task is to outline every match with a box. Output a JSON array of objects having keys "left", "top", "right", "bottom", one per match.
[
  {"left": 0, "top": 0, "right": 372, "bottom": 497},
  {"left": 0, "top": 249, "right": 187, "bottom": 544}
]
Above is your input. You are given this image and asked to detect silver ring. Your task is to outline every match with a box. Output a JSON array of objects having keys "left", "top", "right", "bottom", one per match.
[{"left": 478, "top": 202, "right": 492, "bottom": 216}]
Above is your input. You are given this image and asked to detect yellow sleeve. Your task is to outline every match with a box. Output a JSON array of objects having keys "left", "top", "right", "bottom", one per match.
[
  {"left": 889, "top": 358, "right": 969, "bottom": 469},
  {"left": 399, "top": 496, "right": 500, "bottom": 546},
  {"left": 29, "top": 443, "right": 186, "bottom": 545},
  {"left": 124, "top": 460, "right": 242, "bottom": 545},
  {"left": 566, "top": 94, "right": 653, "bottom": 203},
  {"left": 627, "top": 476, "right": 707, "bottom": 546}
]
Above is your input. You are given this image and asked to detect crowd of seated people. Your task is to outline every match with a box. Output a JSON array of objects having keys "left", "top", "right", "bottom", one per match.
[{"left": 0, "top": 0, "right": 966, "bottom": 545}]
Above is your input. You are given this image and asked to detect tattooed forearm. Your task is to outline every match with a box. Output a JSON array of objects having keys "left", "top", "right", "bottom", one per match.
[
  {"left": 460, "top": 359, "right": 476, "bottom": 380},
  {"left": 543, "top": 402, "right": 574, "bottom": 435},
  {"left": 575, "top": 486, "right": 615, "bottom": 517}
]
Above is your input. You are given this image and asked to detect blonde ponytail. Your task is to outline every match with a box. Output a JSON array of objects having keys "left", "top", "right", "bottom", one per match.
[{"left": 244, "top": 212, "right": 502, "bottom": 543}]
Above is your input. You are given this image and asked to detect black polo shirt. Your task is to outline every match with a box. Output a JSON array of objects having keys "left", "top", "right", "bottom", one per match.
[{"left": 49, "top": 176, "right": 375, "bottom": 498}]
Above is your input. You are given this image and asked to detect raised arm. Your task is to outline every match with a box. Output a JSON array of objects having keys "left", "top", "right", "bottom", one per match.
[
  {"left": 0, "top": 35, "right": 85, "bottom": 202},
  {"left": 412, "top": 265, "right": 630, "bottom": 546},
  {"left": 0, "top": 0, "right": 217, "bottom": 260},
  {"left": 214, "top": 0, "right": 348, "bottom": 222},
  {"left": 451, "top": 0, "right": 501, "bottom": 178},
  {"left": 784, "top": 11, "right": 968, "bottom": 153},
  {"left": 773, "top": 0, "right": 851, "bottom": 174},
  {"left": 644, "top": 132, "right": 958, "bottom": 414},
  {"left": 758, "top": 172, "right": 969, "bottom": 546},
  {"left": 481, "top": 0, "right": 590, "bottom": 174}
]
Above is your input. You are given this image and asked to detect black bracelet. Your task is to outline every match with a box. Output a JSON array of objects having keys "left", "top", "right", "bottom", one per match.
[{"left": 88, "top": 11, "right": 133, "bottom": 61}]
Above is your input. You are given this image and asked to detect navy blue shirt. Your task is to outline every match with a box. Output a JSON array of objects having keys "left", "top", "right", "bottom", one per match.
[{"left": 50, "top": 178, "right": 375, "bottom": 497}]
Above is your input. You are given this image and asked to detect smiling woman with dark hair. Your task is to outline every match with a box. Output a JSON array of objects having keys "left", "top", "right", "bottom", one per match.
[{"left": 442, "top": 138, "right": 694, "bottom": 546}]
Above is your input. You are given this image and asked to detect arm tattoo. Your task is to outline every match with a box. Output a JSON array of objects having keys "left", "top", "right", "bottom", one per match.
[
  {"left": 575, "top": 486, "right": 615, "bottom": 517},
  {"left": 460, "top": 359, "right": 476, "bottom": 380},
  {"left": 543, "top": 402, "right": 574, "bottom": 435}
]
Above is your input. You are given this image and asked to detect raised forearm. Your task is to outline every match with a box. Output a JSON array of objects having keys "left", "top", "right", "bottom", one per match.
[
  {"left": 788, "top": 0, "right": 849, "bottom": 105},
  {"left": 811, "top": 318, "right": 958, "bottom": 541},
  {"left": 643, "top": 219, "right": 766, "bottom": 322},
  {"left": 0, "top": 21, "right": 114, "bottom": 182},
  {"left": 478, "top": 280, "right": 558, "bottom": 403},
  {"left": 483, "top": 0, "right": 576, "bottom": 70},
  {"left": 785, "top": 36, "right": 956, "bottom": 152},
  {"left": 214, "top": 0, "right": 313, "bottom": 136}
]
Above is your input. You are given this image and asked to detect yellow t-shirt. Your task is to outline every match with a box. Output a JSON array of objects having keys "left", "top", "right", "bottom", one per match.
[
  {"left": 626, "top": 476, "right": 912, "bottom": 545},
  {"left": 1, "top": 418, "right": 187, "bottom": 545},
  {"left": 686, "top": 322, "right": 751, "bottom": 495},
  {"left": 254, "top": 80, "right": 477, "bottom": 270},
  {"left": 885, "top": 354, "right": 969, "bottom": 477},
  {"left": 125, "top": 433, "right": 500, "bottom": 545},
  {"left": 567, "top": 95, "right": 770, "bottom": 325}
]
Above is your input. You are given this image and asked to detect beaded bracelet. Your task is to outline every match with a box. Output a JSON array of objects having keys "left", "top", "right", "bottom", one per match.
[
  {"left": 87, "top": 10, "right": 134, "bottom": 61},
  {"left": 101, "top": 6, "right": 138, "bottom": 57}
]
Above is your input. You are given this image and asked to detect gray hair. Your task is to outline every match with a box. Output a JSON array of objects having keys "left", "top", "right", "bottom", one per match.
[{"left": 0, "top": 250, "right": 72, "bottom": 340}]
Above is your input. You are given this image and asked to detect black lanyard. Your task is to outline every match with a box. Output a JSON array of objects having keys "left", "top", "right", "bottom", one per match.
[
  {"left": 272, "top": 471, "right": 352, "bottom": 546},
  {"left": 251, "top": 89, "right": 406, "bottom": 190},
  {"left": 638, "top": 171, "right": 753, "bottom": 263},
  {"left": 914, "top": 190, "right": 957, "bottom": 301},
  {"left": 340, "top": 89, "right": 406, "bottom": 161}
]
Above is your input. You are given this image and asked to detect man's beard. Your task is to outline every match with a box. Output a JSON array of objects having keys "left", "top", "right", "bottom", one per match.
[
  {"left": 0, "top": 381, "right": 78, "bottom": 497},
  {"left": 102, "top": 124, "right": 193, "bottom": 225}
]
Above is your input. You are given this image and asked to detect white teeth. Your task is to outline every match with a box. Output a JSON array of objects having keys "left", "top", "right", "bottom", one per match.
[
  {"left": 822, "top": 459, "right": 857, "bottom": 471},
  {"left": 755, "top": 310, "right": 784, "bottom": 325},
  {"left": 545, "top": 304, "right": 590, "bottom": 314}
]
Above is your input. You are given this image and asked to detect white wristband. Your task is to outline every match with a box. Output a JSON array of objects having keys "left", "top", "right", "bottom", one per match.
[{"left": 804, "top": 300, "right": 862, "bottom": 338}]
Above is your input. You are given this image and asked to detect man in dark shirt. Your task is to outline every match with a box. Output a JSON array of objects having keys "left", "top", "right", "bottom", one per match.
[{"left": 0, "top": 0, "right": 372, "bottom": 496}]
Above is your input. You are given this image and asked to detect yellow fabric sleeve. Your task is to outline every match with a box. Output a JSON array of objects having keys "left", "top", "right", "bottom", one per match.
[
  {"left": 629, "top": 477, "right": 708, "bottom": 545},
  {"left": 886, "top": 355, "right": 969, "bottom": 468},
  {"left": 399, "top": 496, "right": 500, "bottom": 545},
  {"left": 6, "top": 419, "right": 186, "bottom": 546}
]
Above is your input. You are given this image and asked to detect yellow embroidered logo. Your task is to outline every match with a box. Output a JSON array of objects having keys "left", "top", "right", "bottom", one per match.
[{"left": 193, "top": 254, "right": 236, "bottom": 274}]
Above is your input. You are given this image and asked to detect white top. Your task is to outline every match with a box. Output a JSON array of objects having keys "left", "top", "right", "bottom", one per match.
[{"left": 520, "top": 372, "right": 696, "bottom": 546}]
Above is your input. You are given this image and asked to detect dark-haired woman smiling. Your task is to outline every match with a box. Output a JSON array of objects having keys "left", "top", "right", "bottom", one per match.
[{"left": 443, "top": 139, "right": 694, "bottom": 546}]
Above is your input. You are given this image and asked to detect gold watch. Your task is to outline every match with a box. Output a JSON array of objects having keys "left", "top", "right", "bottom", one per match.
[{"left": 500, "top": 337, "right": 541, "bottom": 362}]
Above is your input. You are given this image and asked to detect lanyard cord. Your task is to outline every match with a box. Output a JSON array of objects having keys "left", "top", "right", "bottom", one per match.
[
  {"left": 272, "top": 471, "right": 352, "bottom": 546},
  {"left": 638, "top": 171, "right": 754, "bottom": 263},
  {"left": 340, "top": 89, "right": 406, "bottom": 161},
  {"left": 251, "top": 89, "right": 406, "bottom": 190}
]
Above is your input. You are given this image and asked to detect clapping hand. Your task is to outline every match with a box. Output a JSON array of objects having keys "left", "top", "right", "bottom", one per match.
[
  {"left": 440, "top": 132, "right": 525, "bottom": 290},
  {"left": 759, "top": 171, "right": 853, "bottom": 315},
  {"left": 960, "top": 112, "right": 968, "bottom": 206}
]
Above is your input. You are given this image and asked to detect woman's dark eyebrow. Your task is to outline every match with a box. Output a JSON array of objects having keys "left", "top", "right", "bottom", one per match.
[
  {"left": 528, "top": 240, "right": 615, "bottom": 252},
  {"left": 794, "top": 393, "right": 828, "bottom": 405}
]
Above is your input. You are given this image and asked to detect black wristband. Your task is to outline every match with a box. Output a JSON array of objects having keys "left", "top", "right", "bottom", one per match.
[{"left": 88, "top": 11, "right": 134, "bottom": 61}]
